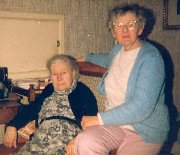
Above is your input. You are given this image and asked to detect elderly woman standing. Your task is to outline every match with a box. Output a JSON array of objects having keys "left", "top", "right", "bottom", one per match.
[
  {"left": 75, "top": 4, "right": 169, "bottom": 155},
  {"left": 3, "top": 54, "right": 98, "bottom": 154}
]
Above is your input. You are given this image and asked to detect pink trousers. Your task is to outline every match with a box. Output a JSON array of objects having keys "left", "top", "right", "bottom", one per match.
[{"left": 74, "top": 125, "right": 162, "bottom": 155}]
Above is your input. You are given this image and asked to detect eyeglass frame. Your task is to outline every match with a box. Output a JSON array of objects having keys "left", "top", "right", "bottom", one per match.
[{"left": 112, "top": 20, "right": 139, "bottom": 31}]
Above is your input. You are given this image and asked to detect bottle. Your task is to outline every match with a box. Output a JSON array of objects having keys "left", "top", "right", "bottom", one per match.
[{"left": 28, "top": 84, "right": 35, "bottom": 102}]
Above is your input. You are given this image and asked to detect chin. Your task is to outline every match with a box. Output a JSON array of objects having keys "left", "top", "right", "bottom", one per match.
[{"left": 58, "top": 87, "right": 66, "bottom": 91}]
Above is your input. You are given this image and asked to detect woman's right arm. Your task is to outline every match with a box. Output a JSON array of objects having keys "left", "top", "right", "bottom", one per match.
[
  {"left": 7, "top": 83, "right": 54, "bottom": 129},
  {"left": 3, "top": 100, "right": 41, "bottom": 148},
  {"left": 76, "top": 44, "right": 122, "bottom": 68},
  {"left": 3, "top": 83, "right": 54, "bottom": 148},
  {"left": 76, "top": 53, "right": 110, "bottom": 68},
  {"left": 85, "top": 53, "right": 110, "bottom": 68}
]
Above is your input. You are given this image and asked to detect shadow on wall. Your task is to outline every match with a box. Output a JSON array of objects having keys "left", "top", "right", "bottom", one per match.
[
  {"left": 139, "top": 6, "right": 178, "bottom": 155},
  {"left": 149, "top": 40, "right": 178, "bottom": 155},
  {"left": 139, "top": 4, "right": 156, "bottom": 40}
]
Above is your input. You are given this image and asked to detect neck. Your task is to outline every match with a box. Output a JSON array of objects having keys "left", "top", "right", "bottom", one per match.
[{"left": 124, "top": 39, "right": 141, "bottom": 51}]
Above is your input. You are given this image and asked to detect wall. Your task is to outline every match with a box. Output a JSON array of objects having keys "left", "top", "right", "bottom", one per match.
[
  {"left": 0, "top": 12, "right": 64, "bottom": 79},
  {"left": 0, "top": 0, "right": 179, "bottom": 111}
]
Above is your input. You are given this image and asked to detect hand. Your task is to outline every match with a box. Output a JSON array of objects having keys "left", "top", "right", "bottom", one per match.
[
  {"left": 3, "top": 126, "right": 17, "bottom": 148},
  {"left": 66, "top": 137, "right": 76, "bottom": 155},
  {"left": 75, "top": 56, "right": 85, "bottom": 62},
  {"left": 81, "top": 116, "right": 99, "bottom": 130}
]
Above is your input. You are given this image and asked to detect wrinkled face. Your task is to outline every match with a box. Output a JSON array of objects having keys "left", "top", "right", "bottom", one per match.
[
  {"left": 50, "top": 61, "right": 75, "bottom": 91},
  {"left": 112, "top": 12, "right": 144, "bottom": 50}
]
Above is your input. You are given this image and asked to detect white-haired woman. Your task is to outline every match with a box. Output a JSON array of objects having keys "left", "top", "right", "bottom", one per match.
[{"left": 3, "top": 54, "right": 98, "bottom": 154}]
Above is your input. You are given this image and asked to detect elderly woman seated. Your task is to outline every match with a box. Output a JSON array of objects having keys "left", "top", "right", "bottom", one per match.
[{"left": 3, "top": 54, "right": 98, "bottom": 154}]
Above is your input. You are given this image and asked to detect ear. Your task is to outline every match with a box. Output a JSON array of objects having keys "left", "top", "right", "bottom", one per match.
[
  {"left": 72, "top": 70, "right": 76, "bottom": 79},
  {"left": 138, "top": 26, "right": 144, "bottom": 36},
  {"left": 111, "top": 29, "right": 116, "bottom": 38}
]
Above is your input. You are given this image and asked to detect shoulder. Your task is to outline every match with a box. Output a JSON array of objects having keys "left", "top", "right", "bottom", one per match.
[
  {"left": 38, "top": 83, "right": 54, "bottom": 99},
  {"left": 140, "top": 41, "right": 164, "bottom": 62},
  {"left": 141, "top": 41, "right": 161, "bottom": 56},
  {"left": 43, "top": 83, "right": 54, "bottom": 93},
  {"left": 111, "top": 44, "right": 122, "bottom": 54},
  {"left": 69, "top": 81, "right": 96, "bottom": 100},
  {"left": 74, "top": 81, "right": 92, "bottom": 93}
]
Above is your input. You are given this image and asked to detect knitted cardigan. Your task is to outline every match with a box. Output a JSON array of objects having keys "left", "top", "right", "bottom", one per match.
[
  {"left": 8, "top": 82, "right": 98, "bottom": 130},
  {"left": 86, "top": 41, "right": 169, "bottom": 143}
]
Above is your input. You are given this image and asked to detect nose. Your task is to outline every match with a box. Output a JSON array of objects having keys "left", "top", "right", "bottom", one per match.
[
  {"left": 122, "top": 25, "right": 128, "bottom": 32},
  {"left": 57, "top": 74, "right": 62, "bottom": 80}
]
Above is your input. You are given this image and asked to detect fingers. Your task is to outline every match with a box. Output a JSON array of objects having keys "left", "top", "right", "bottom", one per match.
[
  {"left": 66, "top": 143, "right": 74, "bottom": 155},
  {"left": 4, "top": 139, "right": 17, "bottom": 148},
  {"left": 66, "top": 138, "right": 76, "bottom": 155},
  {"left": 13, "top": 139, "right": 17, "bottom": 148},
  {"left": 3, "top": 139, "right": 13, "bottom": 147},
  {"left": 81, "top": 116, "right": 99, "bottom": 130},
  {"left": 3, "top": 127, "right": 17, "bottom": 148},
  {"left": 3, "top": 136, "right": 16, "bottom": 148},
  {"left": 81, "top": 116, "right": 90, "bottom": 129}
]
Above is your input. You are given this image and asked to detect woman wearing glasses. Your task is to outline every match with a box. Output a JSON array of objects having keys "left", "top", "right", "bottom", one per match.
[{"left": 74, "top": 3, "right": 169, "bottom": 155}]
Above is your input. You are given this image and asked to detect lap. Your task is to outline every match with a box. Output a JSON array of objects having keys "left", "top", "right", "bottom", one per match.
[
  {"left": 75, "top": 125, "right": 137, "bottom": 154},
  {"left": 16, "top": 119, "right": 81, "bottom": 155},
  {"left": 117, "top": 139, "right": 162, "bottom": 155},
  {"left": 75, "top": 125, "right": 162, "bottom": 155}
]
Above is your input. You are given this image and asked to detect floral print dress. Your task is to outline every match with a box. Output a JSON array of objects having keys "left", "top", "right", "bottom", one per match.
[{"left": 14, "top": 81, "right": 81, "bottom": 155}]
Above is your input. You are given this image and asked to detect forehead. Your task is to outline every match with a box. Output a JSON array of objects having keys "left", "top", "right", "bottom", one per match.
[
  {"left": 50, "top": 61, "right": 71, "bottom": 71},
  {"left": 114, "top": 12, "right": 137, "bottom": 22}
]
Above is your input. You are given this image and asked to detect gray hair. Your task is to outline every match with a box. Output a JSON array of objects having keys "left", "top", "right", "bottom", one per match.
[
  {"left": 108, "top": 4, "right": 147, "bottom": 31},
  {"left": 46, "top": 54, "right": 80, "bottom": 80}
]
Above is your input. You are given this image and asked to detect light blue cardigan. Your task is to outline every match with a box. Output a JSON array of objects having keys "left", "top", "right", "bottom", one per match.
[{"left": 86, "top": 41, "right": 169, "bottom": 143}]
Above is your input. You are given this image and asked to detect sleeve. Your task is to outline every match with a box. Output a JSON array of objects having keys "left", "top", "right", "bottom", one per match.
[
  {"left": 85, "top": 44, "right": 122, "bottom": 68},
  {"left": 82, "top": 84, "right": 98, "bottom": 116},
  {"left": 100, "top": 56, "right": 165, "bottom": 125},
  {"left": 86, "top": 53, "right": 110, "bottom": 68},
  {"left": 69, "top": 82, "right": 98, "bottom": 123},
  {"left": 7, "top": 84, "right": 53, "bottom": 129}
]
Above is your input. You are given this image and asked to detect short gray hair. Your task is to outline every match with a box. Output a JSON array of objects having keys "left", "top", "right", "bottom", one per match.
[
  {"left": 46, "top": 54, "right": 80, "bottom": 80},
  {"left": 108, "top": 4, "right": 147, "bottom": 31}
]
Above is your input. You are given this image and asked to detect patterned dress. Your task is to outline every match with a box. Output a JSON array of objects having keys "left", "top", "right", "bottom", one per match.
[{"left": 15, "top": 81, "right": 81, "bottom": 155}]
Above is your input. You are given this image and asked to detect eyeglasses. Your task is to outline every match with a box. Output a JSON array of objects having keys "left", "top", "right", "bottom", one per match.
[{"left": 113, "top": 20, "right": 138, "bottom": 31}]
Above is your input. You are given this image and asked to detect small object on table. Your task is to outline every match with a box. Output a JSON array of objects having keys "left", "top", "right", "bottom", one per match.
[{"left": 28, "top": 84, "right": 35, "bottom": 102}]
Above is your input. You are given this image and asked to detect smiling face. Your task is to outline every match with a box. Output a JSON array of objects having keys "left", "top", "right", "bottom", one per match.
[
  {"left": 50, "top": 61, "right": 75, "bottom": 91},
  {"left": 112, "top": 12, "right": 144, "bottom": 50}
]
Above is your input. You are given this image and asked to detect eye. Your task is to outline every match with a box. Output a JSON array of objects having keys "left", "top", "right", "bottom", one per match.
[
  {"left": 128, "top": 21, "right": 137, "bottom": 28},
  {"left": 51, "top": 73, "right": 57, "bottom": 76},
  {"left": 129, "top": 22, "right": 134, "bottom": 27},
  {"left": 62, "top": 71, "right": 67, "bottom": 74},
  {"left": 117, "top": 22, "right": 123, "bottom": 28}
]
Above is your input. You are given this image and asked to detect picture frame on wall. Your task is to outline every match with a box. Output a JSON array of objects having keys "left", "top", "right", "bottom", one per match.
[{"left": 163, "top": 0, "right": 180, "bottom": 30}]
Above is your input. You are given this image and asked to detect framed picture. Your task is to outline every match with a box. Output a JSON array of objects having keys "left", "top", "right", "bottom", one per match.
[{"left": 163, "top": 0, "right": 180, "bottom": 30}]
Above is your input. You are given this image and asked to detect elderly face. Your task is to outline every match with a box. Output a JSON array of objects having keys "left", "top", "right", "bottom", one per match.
[
  {"left": 112, "top": 12, "right": 144, "bottom": 50},
  {"left": 50, "top": 61, "right": 75, "bottom": 91}
]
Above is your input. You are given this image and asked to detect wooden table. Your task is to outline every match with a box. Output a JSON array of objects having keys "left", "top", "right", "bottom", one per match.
[
  {"left": 0, "top": 93, "right": 20, "bottom": 144},
  {"left": 78, "top": 62, "right": 106, "bottom": 77},
  {"left": 0, "top": 93, "right": 20, "bottom": 124}
]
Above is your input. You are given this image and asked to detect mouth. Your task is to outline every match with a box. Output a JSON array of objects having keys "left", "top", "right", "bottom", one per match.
[
  {"left": 57, "top": 82, "right": 65, "bottom": 85},
  {"left": 122, "top": 35, "right": 130, "bottom": 39}
]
